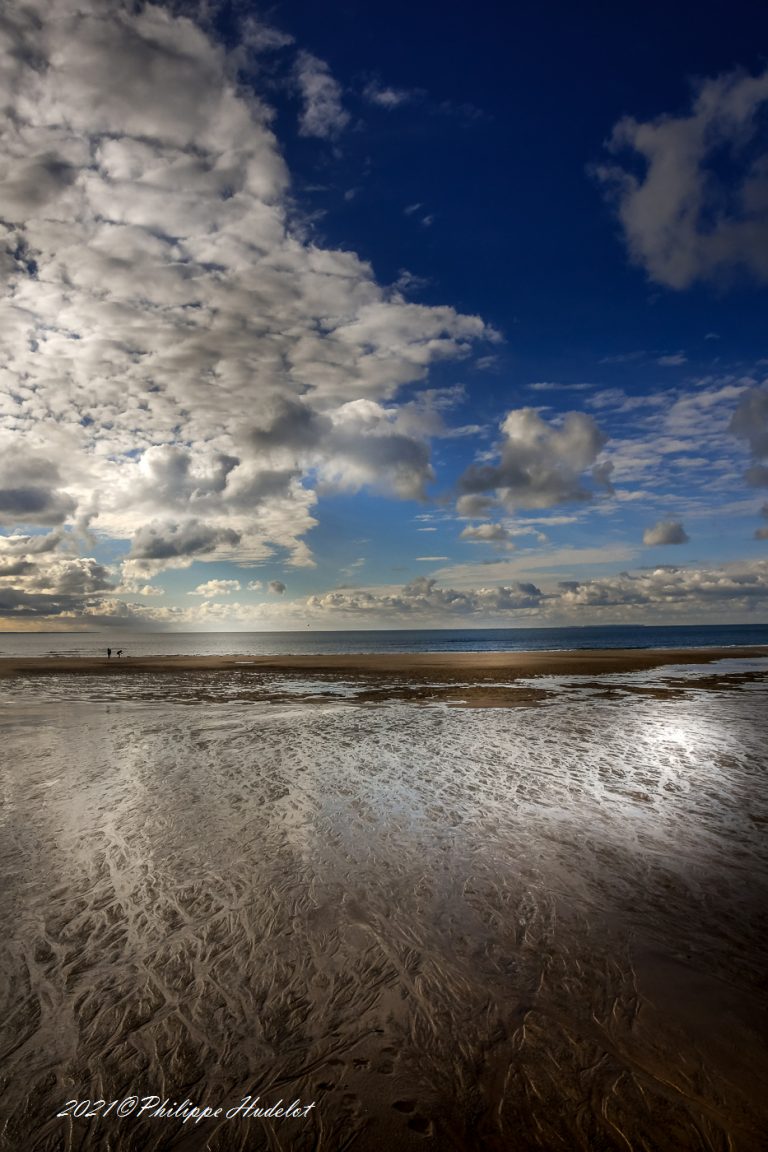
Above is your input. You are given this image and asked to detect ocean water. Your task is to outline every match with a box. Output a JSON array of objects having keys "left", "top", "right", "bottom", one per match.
[
  {"left": 1, "top": 666, "right": 767, "bottom": 1150},
  {"left": 1, "top": 621, "right": 768, "bottom": 658}
]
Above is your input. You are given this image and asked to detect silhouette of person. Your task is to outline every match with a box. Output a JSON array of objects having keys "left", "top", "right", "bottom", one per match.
[
  {"left": 116, "top": 649, "right": 123, "bottom": 657},
  {"left": 107, "top": 647, "right": 111, "bottom": 659}
]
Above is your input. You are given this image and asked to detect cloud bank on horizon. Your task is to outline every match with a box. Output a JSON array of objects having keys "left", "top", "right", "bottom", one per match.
[{"left": 1, "top": 0, "right": 768, "bottom": 629}]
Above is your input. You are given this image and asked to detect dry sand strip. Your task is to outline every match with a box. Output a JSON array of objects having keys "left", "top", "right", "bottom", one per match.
[{"left": 1, "top": 646, "right": 767, "bottom": 681}]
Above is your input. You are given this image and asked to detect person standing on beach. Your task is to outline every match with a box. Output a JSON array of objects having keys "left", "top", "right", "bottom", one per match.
[{"left": 107, "top": 647, "right": 111, "bottom": 659}]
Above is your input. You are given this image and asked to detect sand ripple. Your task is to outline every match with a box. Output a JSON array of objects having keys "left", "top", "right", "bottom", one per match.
[{"left": 0, "top": 679, "right": 767, "bottom": 1150}]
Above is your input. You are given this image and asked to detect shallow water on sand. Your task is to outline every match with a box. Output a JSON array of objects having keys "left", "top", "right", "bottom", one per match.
[{"left": 1, "top": 674, "right": 767, "bottom": 1151}]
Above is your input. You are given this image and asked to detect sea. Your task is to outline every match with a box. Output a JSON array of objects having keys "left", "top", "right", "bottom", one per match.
[{"left": 1, "top": 621, "right": 768, "bottom": 658}]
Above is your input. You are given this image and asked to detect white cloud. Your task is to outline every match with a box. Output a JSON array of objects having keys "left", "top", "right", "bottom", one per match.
[
  {"left": 597, "top": 67, "right": 768, "bottom": 288},
  {"left": 0, "top": 532, "right": 116, "bottom": 620},
  {"left": 189, "top": 578, "right": 241, "bottom": 597},
  {"left": 393, "top": 268, "right": 429, "bottom": 294},
  {"left": 460, "top": 523, "right": 512, "bottom": 544},
  {"left": 308, "top": 389, "right": 488, "bottom": 501},
  {"left": 433, "top": 545, "right": 638, "bottom": 589},
  {"left": 0, "top": 440, "right": 79, "bottom": 525},
  {"left": 362, "top": 81, "right": 414, "bottom": 109},
  {"left": 455, "top": 495, "right": 494, "bottom": 518},
  {"left": 604, "top": 378, "right": 752, "bottom": 494},
  {"left": 294, "top": 50, "right": 350, "bottom": 139},
  {"left": 0, "top": 0, "right": 494, "bottom": 592},
  {"left": 307, "top": 576, "right": 543, "bottom": 618},
  {"left": 236, "top": 16, "right": 294, "bottom": 55},
  {"left": 642, "top": 520, "right": 689, "bottom": 546},
  {"left": 556, "top": 560, "right": 768, "bottom": 615},
  {"left": 5, "top": 527, "right": 765, "bottom": 628},
  {"left": 300, "top": 560, "right": 768, "bottom": 624},
  {"left": 475, "top": 355, "right": 499, "bottom": 371},
  {"left": 730, "top": 384, "right": 768, "bottom": 486},
  {"left": 657, "top": 353, "right": 687, "bottom": 366},
  {"left": 528, "top": 381, "right": 590, "bottom": 393},
  {"left": 458, "top": 408, "right": 607, "bottom": 512},
  {"left": 129, "top": 521, "right": 242, "bottom": 570},
  {"left": 118, "top": 578, "right": 165, "bottom": 597}
]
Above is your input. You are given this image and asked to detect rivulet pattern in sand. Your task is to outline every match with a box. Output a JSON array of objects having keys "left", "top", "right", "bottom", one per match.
[{"left": 1, "top": 672, "right": 766, "bottom": 1151}]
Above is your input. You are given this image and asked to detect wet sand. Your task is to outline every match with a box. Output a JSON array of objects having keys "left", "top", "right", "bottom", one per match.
[
  {"left": 1, "top": 644, "right": 767, "bottom": 680},
  {"left": 1, "top": 646, "right": 766, "bottom": 710},
  {"left": 1, "top": 656, "right": 767, "bottom": 1150}
]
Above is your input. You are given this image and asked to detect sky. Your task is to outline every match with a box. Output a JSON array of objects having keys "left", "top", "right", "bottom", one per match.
[{"left": 1, "top": 0, "right": 768, "bottom": 631}]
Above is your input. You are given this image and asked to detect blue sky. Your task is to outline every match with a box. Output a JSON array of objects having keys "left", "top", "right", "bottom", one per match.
[{"left": 1, "top": 0, "right": 768, "bottom": 629}]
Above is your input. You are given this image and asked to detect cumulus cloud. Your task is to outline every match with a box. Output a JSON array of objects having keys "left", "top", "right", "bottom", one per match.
[
  {"left": 255, "top": 389, "right": 487, "bottom": 503},
  {"left": 189, "top": 579, "right": 241, "bottom": 597},
  {"left": 319, "top": 401, "right": 434, "bottom": 499},
  {"left": 0, "top": 532, "right": 115, "bottom": 619},
  {"left": 129, "top": 521, "right": 241, "bottom": 565},
  {"left": 456, "top": 494, "right": 494, "bottom": 518},
  {"left": 458, "top": 409, "right": 607, "bottom": 512},
  {"left": 0, "top": 0, "right": 494, "bottom": 594},
  {"left": 268, "top": 580, "right": 286, "bottom": 594},
  {"left": 460, "top": 523, "right": 512, "bottom": 544},
  {"left": 294, "top": 51, "right": 350, "bottom": 139},
  {"left": 556, "top": 561, "right": 768, "bottom": 614},
  {"left": 730, "top": 385, "right": 768, "bottom": 485},
  {"left": 307, "top": 576, "right": 543, "bottom": 618},
  {"left": 642, "top": 520, "right": 689, "bottom": 546},
  {"left": 0, "top": 447, "right": 76, "bottom": 526},
  {"left": 0, "top": 485, "right": 75, "bottom": 527},
  {"left": 597, "top": 67, "right": 768, "bottom": 288}
]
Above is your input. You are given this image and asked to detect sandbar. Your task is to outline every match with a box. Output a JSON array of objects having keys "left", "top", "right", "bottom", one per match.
[
  {"left": 1, "top": 646, "right": 767, "bottom": 709},
  {"left": 1, "top": 645, "right": 766, "bottom": 680}
]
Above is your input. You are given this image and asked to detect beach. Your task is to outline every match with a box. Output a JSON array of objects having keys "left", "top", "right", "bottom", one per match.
[
  {"left": 2, "top": 644, "right": 767, "bottom": 677},
  {"left": 1, "top": 650, "right": 767, "bottom": 1150},
  {"left": 1, "top": 645, "right": 767, "bottom": 708}
]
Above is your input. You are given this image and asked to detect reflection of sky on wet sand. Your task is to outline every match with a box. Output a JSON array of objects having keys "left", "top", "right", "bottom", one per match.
[
  {"left": 0, "top": 675, "right": 767, "bottom": 1150},
  {"left": 514, "top": 655, "right": 768, "bottom": 696},
  {"left": 2, "top": 655, "right": 766, "bottom": 710}
]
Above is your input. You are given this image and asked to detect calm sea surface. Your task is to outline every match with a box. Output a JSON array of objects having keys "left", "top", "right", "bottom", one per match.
[{"left": 1, "top": 622, "right": 768, "bottom": 658}]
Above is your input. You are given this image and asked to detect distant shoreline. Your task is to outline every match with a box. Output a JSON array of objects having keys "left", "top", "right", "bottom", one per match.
[{"left": 2, "top": 647, "right": 767, "bottom": 681}]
